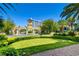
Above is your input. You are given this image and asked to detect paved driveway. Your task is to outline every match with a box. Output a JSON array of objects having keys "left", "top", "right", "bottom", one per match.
[{"left": 32, "top": 44, "right": 79, "bottom": 56}]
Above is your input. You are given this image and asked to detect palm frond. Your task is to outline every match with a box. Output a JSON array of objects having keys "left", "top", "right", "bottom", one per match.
[
  {"left": 7, "top": 3, "right": 16, "bottom": 11},
  {"left": 0, "top": 3, "right": 16, "bottom": 16},
  {"left": 0, "top": 6, "right": 7, "bottom": 15},
  {"left": 65, "top": 12, "right": 73, "bottom": 20},
  {"left": 60, "top": 3, "right": 79, "bottom": 20},
  {"left": 2, "top": 3, "right": 11, "bottom": 10},
  {"left": 64, "top": 4, "right": 74, "bottom": 10},
  {"left": 77, "top": 14, "right": 79, "bottom": 20},
  {"left": 73, "top": 11, "right": 79, "bottom": 19},
  {"left": 61, "top": 7, "right": 77, "bottom": 17}
]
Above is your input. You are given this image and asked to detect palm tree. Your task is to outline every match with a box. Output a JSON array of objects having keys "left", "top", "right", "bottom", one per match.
[
  {"left": 0, "top": 3, "right": 16, "bottom": 32},
  {"left": 67, "top": 17, "right": 75, "bottom": 31},
  {"left": 60, "top": 3, "right": 79, "bottom": 32},
  {"left": 58, "top": 19, "right": 68, "bottom": 32},
  {"left": 60, "top": 3, "right": 79, "bottom": 20}
]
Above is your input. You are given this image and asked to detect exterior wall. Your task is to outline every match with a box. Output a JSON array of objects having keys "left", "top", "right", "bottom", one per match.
[
  {"left": 12, "top": 26, "right": 26, "bottom": 35},
  {"left": 27, "top": 19, "right": 33, "bottom": 31},
  {"left": 27, "top": 18, "right": 41, "bottom": 35}
]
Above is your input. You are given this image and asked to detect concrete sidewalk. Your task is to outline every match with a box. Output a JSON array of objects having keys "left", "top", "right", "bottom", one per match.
[{"left": 32, "top": 44, "right": 79, "bottom": 56}]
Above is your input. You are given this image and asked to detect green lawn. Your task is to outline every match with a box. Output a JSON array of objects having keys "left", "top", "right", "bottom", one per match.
[{"left": 9, "top": 38, "right": 58, "bottom": 49}]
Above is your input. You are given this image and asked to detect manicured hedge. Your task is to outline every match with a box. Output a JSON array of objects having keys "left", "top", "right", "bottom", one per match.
[
  {"left": 52, "top": 35, "right": 79, "bottom": 42},
  {"left": 0, "top": 34, "right": 7, "bottom": 41},
  {"left": 54, "top": 31, "right": 76, "bottom": 36},
  {"left": 0, "top": 47, "right": 18, "bottom": 56},
  {"left": 0, "top": 34, "right": 8, "bottom": 47},
  {"left": 7, "top": 36, "right": 35, "bottom": 44}
]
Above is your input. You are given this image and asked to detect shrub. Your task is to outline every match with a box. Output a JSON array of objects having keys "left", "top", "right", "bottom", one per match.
[
  {"left": 0, "top": 48, "right": 18, "bottom": 56},
  {"left": 68, "top": 31, "right": 76, "bottom": 36},
  {"left": 7, "top": 37, "right": 16, "bottom": 44},
  {"left": 54, "top": 31, "right": 76, "bottom": 36},
  {"left": 54, "top": 33, "right": 60, "bottom": 36},
  {"left": 52, "top": 35, "right": 79, "bottom": 42},
  {"left": 2, "top": 40, "right": 8, "bottom": 46},
  {"left": 0, "top": 34, "right": 7, "bottom": 41},
  {"left": 54, "top": 32, "right": 68, "bottom": 36},
  {"left": 15, "top": 36, "right": 34, "bottom": 41},
  {"left": 7, "top": 36, "right": 35, "bottom": 44},
  {"left": 0, "top": 34, "right": 8, "bottom": 47}
]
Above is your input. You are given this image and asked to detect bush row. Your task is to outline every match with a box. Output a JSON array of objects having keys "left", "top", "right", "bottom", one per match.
[
  {"left": 52, "top": 35, "right": 79, "bottom": 42},
  {"left": 0, "top": 34, "right": 8, "bottom": 47},
  {"left": 7, "top": 36, "right": 35, "bottom": 44},
  {"left": 0, "top": 34, "right": 7, "bottom": 40},
  {"left": 54, "top": 31, "right": 76, "bottom": 36},
  {"left": 0, "top": 47, "right": 18, "bottom": 56}
]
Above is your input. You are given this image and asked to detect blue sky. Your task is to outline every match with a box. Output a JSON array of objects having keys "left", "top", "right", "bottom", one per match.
[{"left": 2, "top": 3, "right": 68, "bottom": 26}]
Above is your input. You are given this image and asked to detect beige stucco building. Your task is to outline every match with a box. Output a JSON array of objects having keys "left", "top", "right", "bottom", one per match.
[{"left": 26, "top": 18, "right": 41, "bottom": 35}]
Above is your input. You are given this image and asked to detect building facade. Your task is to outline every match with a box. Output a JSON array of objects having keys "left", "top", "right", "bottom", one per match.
[{"left": 26, "top": 18, "right": 41, "bottom": 35}]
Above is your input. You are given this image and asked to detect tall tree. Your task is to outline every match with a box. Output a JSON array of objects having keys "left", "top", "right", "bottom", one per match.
[
  {"left": 3, "top": 19, "right": 15, "bottom": 35},
  {"left": 52, "top": 22, "right": 59, "bottom": 32},
  {"left": 67, "top": 17, "right": 76, "bottom": 31},
  {"left": 58, "top": 19, "right": 68, "bottom": 32},
  {"left": 60, "top": 3, "right": 79, "bottom": 32},
  {"left": 41, "top": 19, "right": 54, "bottom": 34}
]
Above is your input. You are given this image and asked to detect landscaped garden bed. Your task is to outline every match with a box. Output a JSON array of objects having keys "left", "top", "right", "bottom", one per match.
[{"left": 0, "top": 35, "right": 78, "bottom": 56}]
